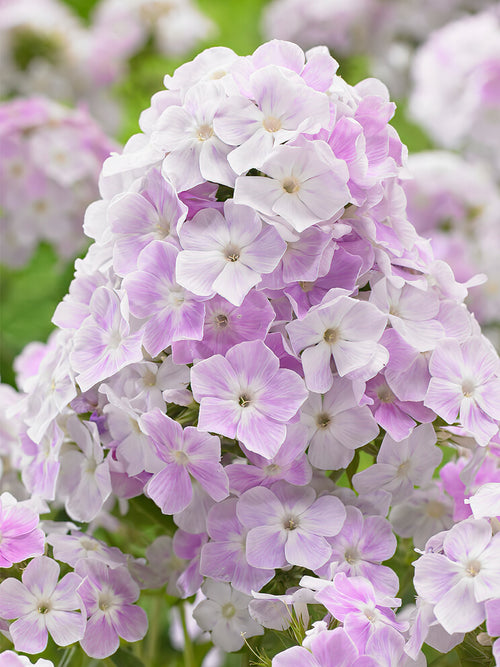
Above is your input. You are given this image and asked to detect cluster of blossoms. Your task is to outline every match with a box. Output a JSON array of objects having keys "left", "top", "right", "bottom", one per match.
[
  {"left": 0, "top": 96, "right": 116, "bottom": 268},
  {"left": 0, "top": 0, "right": 214, "bottom": 132},
  {"left": 262, "top": 0, "right": 490, "bottom": 95},
  {"left": 401, "top": 151, "right": 500, "bottom": 344},
  {"left": 3, "top": 39, "right": 500, "bottom": 664},
  {"left": 409, "top": 7, "right": 500, "bottom": 171}
]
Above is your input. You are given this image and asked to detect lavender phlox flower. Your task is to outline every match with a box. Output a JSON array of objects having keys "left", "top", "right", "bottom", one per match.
[
  {"left": 192, "top": 580, "right": 263, "bottom": 652},
  {"left": 152, "top": 81, "right": 235, "bottom": 190},
  {"left": 440, "top": 454, "right": 500, "bottom": 522},
  {"left": 176, "top": 200, "right": 286, "bottom": 306},
  {"left": 370, "top": 277, "right": 444, "bottom": 352},
  {"left": 272, "top": 625, "right": 361, "bottom": 666},
  {"left": 226, "top": 423, "right": 312, "bottom": 494},
  {"left": 414, "top": 517, "right": 500, "bottom": 634},
  {"left": 123, "top": 240, "right": 207, "bottom": 357},
  {"left": 316, "top": 505, "right": 399, "bottom": 597},
  {"left": 76, "top": 560, "right": 147, "bottom": 659},
  {"left": 287, "top": 289, "right": 388, "bottom": 393},
  {"left": 172, "top": 291, "right": 275, "bottom": 364},
  {"left": 0, "top": 556, "right": 85, "bottom": 654},
  {"left": 71, "top": 287, "right": 143, "bottom": 392},
  {"left": 200, "top": 497, "right": 274, "bottom": 595},
  {"left": 56, "top": 416, "right": 111, "bottom": 522},
  {"left": 284, "top": 244, "right": 363, "bottom": 318},
  {"left": 300, "top": 376, "right": 379, "bottom": 470},
  {"left": 214, "top": 65, "right": 330, "bottom": 174},
  {"left": 365, "top": 372, "right": 435, "bottom": 443},
  {"left": 424, "top": 335, "right": 500, "bottom": 446},
  {"left": 390, "top": 483, "right": 454, "bottom": 549},
  {"left": 47, "top": 530, "right": 126, "bottom": 569},
  {"left": 311, "top": 572, "right": 407, "bottom": 651},
  {"left": 0, "top": 651, "right": 54, "bottom": 666},
  {"left": 140, "top": 408, "right": 229, "bottom": 514},
  {"left": 236, "top": 480, "right": 346, "bottom": 570},
  {"left": 466, "top": 482, "right": 500, "bottom": 519},
  {"left": 234, "top": 141, "right": 350, "bottom": 232},
  {"left": 110, "top": 167, "right": 186, "bottom": 276},
  {"left": 20, "top": 422, "right": 63, "bottom": 501},
  {"left": 163, "top": 45, "right": 239, "bottom": 92},
  {"left": 353, "top": 423, "right": 442, "bottom": 504},
  {"left": 191, "top": 339, "right": 308, "bottom": 458},
  {"left": 249, "top": 587, "right": 314, "bottom": 632},
  {"left": 0, "top": 492, "right": 44, "bottom": 568},
  {"left": 403, "top": 597, "right": 464, "bottom": 661}
]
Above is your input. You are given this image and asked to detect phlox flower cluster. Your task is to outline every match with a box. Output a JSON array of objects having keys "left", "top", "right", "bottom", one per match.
[
  {"left": 262, "top": 0, "right": 490, "bottom": 96},
  {"left": 402, "top": 151, "right": 500, "bottom": 344},
  {"left": 409, "top": 8, "right": 500, "bottom": 172},
  {"left": 0, "top": 96, "right": 116, "bottom": 268},
  {"left": 4, "top": 39, "right": 500, "bottom": 664}
]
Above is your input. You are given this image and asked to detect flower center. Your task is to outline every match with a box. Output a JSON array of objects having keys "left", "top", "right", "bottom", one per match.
[
  {"left": 221, "top": 602, "right": 236, "bottom": 619},
  {"left": 98, "top": 591, "right": 115, "bottom": 612},
  {"left": 299, "top": 281, "right": 315, "bottom": 293},
  {"left": 425, "top": 500, "right": 446, "bottom": 519},
  {"left": 282, "top": 176, "right": 300, "bottom": 194},
  {"left": 224, "top": 246, "right": 240, "bottom": 262},
  {"left": 173, "top": 450, "right": 190, "bottom": 465},
  {"left": 197, "top": 124, "right": 214, "bottom": 141},
  {"left": 214, "top": 313, "right": 229, "bottom": 329},
  {"left": 37, "top": 601, "right": 51, "bottom": 614},
  {"left": 263, "top": 116, "right": 282, "bottom": 133},
  {"left": 238, "top": 394, "right": 252, "bottom": 408},
  {"left": 461, "top": 378, "right": 476, "bottom": 398},
  {"left": 344, "top": 547, "right": 360, "bottom": 565},
  {"left": 323, "top": 328, "right": 339, "bottom": 344},
  {"left": 363, "top": 606, "right": 378, "bottom": 623},
  {"left": 465, "top": 559, "right": 481, "bottom": 577},
  {"left": 397, "top": 460, "right": 411, "bottom": 477},
  {"left": 316, "top": 412, "right": 331, "bottom": 429},
  {"left": 264, "top": 463, "right": 280, "bottom": 476},
  {"left": 377, "top": 384, "right": 395, "bottom": 404},
  {"left": 80, "top": 538, "right": 99, "bottom": 551},
  {"left": 284, "top": 516, "right": 299, "bottom": 531}
]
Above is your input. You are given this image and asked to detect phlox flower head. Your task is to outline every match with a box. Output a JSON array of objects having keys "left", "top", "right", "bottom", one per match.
[
  {"left": 0, "top": 556, "right": 85, "bottom": 654},
  {"left": 191, "top": 340, "right": 308, "bottom": 458}
]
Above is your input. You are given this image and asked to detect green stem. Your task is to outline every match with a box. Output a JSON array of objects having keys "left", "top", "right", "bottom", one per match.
[
  {"left": 146, "top": 595, "right": 163, "bottom": 666},
  {"left": 180, "top": 602, "right": 196, "bottom": 667}
]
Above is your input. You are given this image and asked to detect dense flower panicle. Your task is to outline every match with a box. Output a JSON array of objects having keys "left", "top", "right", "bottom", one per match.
[
  {"left": 7, "top": 38, "right": 500, "bottom": 664},
  {"left": 0, "top": 97, "right": 115, "bottom": 268}
]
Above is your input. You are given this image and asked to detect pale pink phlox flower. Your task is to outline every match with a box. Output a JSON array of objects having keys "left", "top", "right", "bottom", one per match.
[
  {"left": 286, "top": 288, "right": 388, "bottom": 393},
  {"left": 214, "top": 64, "right": 330, "bottom": 174},
  {"left": 192, "top": 580, "right": 263, "bottom": 652},
  {"left": 191, "top": 339, "right": 308, "bottom": 458},
  {"left": 176, "top": 200, "right": 286, "bottom": 306},
  {"left": 20, "top": 422, "right": 63, "bottom": 501},
  {"left": 76, "top": 560, "right": 147, "bottom": 659},
  {"left": 109, "top": 167, "right": 187, "bottom": 276},
  {"left": 316, "top": 505, "right": 399, "bottom": 597},
  {"left": 413, "top": 518, "right": 500, "bottom": 634},
  {"left": 236, "top": 480, "right": 346, "bottom": 570},
  {"left": 140, "top": 407, "right": 229, "bottom": 514},
  {"left": 123, "top": 240, "right": 207, "bottom": 357},
  {"left": 56, "top": 416, "right": 111, "bottom": 523},
  {"left": 152, "top": 81, "right": 235, "bottom": 190},
  {"left": 171, "top": 291, "right": 275, "bottom": 363},
  {"left": 300, "top": 376, "right": 379, "bottom": 470},
  {"left": 466, "top": 482, "right": 500, "bottom": 519},
  {"left": 424, "top": 335, "right": 500, "bottom": 446},
  {"left": 312, "top": 572, "right": 407, "bottom": 651},
  {"left": 234, "top": 140, "right": 350, "bottom": 233},
  {"left": 226, "top": 423, "right": 312, "bottom": 494},
  {"left": 353, "top": 423, "right": 442, "bottom": 504},
  {"left": 47, "top": 530, "right": 126, "bottom": 569},
  {"left": 0, "top": 492, "right": 44, "bottom": 568},
  {"left": 440, "top": 455, "right": 500, "bottom": 522},
  {"left": 71, "top": 287, "right": 143, "bottom": 392},
  {"left": 0, "top": 556, "right": 85, "bottom": 654},
  {"left": 272, "top": 626, "right": 360, "bottom": 666},
  {"left": 200, "top": 497, "right": 275, "bottom": 595},
  {"left": 370, "top": 277, "right": 444, "bottom": 352}
]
